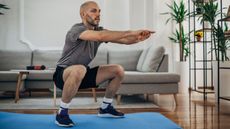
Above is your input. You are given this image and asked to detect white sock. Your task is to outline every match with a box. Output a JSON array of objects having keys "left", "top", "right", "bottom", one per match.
[
  {"left": 58, "top": 100, "right": 71, "bottom": 114},
  {"left": 100, "top": 97, "right": 113, "bottom": 109}
]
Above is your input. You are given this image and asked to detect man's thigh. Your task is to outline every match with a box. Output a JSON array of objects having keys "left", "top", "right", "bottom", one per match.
[{"left": 96, "top": 64, "right": 123, "bottom": 85}]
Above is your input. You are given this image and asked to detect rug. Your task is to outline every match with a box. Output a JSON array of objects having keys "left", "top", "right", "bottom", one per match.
[
  {"left": 0, "top": 95, "right": 158, "bottom": 109},
  {"left": 0, "top": 112, "right": 182, "bottom": 129}
]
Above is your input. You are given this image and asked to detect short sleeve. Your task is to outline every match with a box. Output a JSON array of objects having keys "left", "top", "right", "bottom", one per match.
[{"left": 67, "top": 25, "right": 86, "bottom": 42}]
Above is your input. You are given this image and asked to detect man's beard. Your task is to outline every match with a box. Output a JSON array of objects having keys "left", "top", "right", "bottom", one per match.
[{"left": 86, "top": 15, "right": 99, "bottom": 27}]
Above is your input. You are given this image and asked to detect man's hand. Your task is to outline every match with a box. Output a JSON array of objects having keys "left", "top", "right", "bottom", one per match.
[
  {"left": 113, "top": 30, "right": 155, "bottom": 44},
  {"left": 135, "top": 30, "right": 155, "bottom": 42}
]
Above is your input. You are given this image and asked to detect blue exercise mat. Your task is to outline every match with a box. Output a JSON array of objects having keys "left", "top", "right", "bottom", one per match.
[{"left": 0, "top": 112, "right": 181, "bottom": 129}]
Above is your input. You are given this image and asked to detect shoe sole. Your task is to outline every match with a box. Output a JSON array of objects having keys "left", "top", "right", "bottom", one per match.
[
  {"left": 97, "top": 113, "right": 125, "bottom": 118},
  {"left": 55, "top": 120, "right": 75, "bottom": 127}
]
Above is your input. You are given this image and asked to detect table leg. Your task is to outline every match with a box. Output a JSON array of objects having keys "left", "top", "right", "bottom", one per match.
[{"left": 15, "top": 73, "right": 23, "bottom": 103}]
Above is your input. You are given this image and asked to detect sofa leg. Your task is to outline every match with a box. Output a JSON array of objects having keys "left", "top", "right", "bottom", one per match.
[
  {"left": 92, "top": 88, "right": 97, "bottom": 102},
  {"left": 117, "top": 95, "right": 121, "bottom": 105},
  {"left": 173, "top": 94, "right": 177, "bottom": 106},
  {"left": 53, "top": 83, "right": 57, "bottom": 107}
]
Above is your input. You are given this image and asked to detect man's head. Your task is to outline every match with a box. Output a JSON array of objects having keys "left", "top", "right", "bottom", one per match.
[{"left": 80, "top": 1, "right": 100, "bottom": 27}]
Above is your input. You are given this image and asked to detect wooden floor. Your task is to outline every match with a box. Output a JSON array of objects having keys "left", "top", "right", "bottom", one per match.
[{"left": 1, "top": 86, "right": 230, "bottom": 129}]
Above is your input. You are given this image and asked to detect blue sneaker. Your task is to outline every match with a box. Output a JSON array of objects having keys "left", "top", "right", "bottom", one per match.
[
  {"left": 98, "top": 104, "right": 124, "bottom": 118},
  {"left": 55, "top": 113, "right": 75, "bottom": 127}
]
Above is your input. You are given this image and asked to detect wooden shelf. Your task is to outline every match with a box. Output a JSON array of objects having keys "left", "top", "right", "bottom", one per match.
[
  {"left": 189, "top": 41, "right": 212, "bottom": 43},
  {"left": 196, "top": 28, "right": 213, "bottom": 32},
  {"left": 192, "top": 89, "right": 215, "bottom": 94},
  {"left": 219, "top": 16, "right": 230, "bottom": 22},
  {"left": 224, "top": 30, "right": 230, "bottom": 39},
  {"left": 219, "top": 97, "right": 230, "bottom": 101},
  {"left": 197, "top": 86, "right": 214, "bottom": 90},
  {"left": 219, "top": 67, "right": 230, "bottom": 69}
]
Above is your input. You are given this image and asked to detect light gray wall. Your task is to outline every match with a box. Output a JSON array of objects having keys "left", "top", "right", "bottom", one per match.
[
  {"left": 0, "top": 0, "right": 174, "bottom": 47},
  {"left": 0, "top": 0, "right": 175, "bottom": 71},
  {"left": 0, "top": 0, "right": 24, "bottom": 50}
]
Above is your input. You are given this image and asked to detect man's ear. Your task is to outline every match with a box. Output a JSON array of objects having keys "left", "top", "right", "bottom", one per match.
[
  {"left": 80, "top": 12, "right": 84, "bottom": 18},
  {"left": 81, "top": 12, "right": 86, "bottom": 17}
]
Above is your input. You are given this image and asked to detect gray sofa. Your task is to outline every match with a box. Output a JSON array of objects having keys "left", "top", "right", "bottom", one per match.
[{"left": 0, "top": 44, "right": 180, "bottom": 104}]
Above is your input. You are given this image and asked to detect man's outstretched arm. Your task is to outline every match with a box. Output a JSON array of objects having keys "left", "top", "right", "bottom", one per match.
[
  {"left": 112, "top": 30, "right": 155, "bottom": 44},
  {"left": 79, "top": 29, "right": 155, "bottom": 44}
]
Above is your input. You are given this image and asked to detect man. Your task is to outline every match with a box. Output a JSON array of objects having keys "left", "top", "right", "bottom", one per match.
[{"left": 53, "top": 1, "right": 154, "bottom": 127}]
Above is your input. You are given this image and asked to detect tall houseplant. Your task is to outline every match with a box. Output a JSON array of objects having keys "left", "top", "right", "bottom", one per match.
[
  {"left": 197, "top": 1, "right": 221, "bottom": 26},
  {"left": 169, "top": 25, "right": 190, "bottom": 61},
  {"left": 162, "top": 0, "right": 189, "bottom": 61},
  {"left": 192, "top": 0, "right": 205, "bottom": 14},
  {"left": 196, "top": 1, "right": 225, "bottom": 60},
  {"left": 214, "top": 24, "right": 230, "bottom": 62}
]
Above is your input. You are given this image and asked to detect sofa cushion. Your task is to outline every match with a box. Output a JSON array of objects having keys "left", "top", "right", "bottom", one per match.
[
  {"left": 32, "top": 49, "right": 62, "bottom": 69},
  {"left": 137, "top": 46, "right": 165, "bottom": 72},
  {"left": 0, "top": 50, "right": 31, "bottom": 71},
  {"left": 123, "top": 71, "right": 180, "bottom": 84},
  {"left": 108, "top": 49, "right": 142, "bottom": 71},
  {"left": 89, "top": 44, "right": 108, "bottom": 68},
  {"left": 0, "top": 71, "right": 26, "bottom": 91},
  {"left": 26, "top": 70, "right": 54, "bottom": 80},
  {"left": 136, "top": 47, "right": 149, "bottom": 71},
  {"left": 117, "top": 83, "right": 178, "bottom": 95}
]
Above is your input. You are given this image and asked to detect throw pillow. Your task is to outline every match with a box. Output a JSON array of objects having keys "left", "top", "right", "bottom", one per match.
[
  {"left": 137, "top": 46, "right": 165, "bottom": 72},
  {"left": 136, "top": 47, "right": 150, "bottom": 71}
]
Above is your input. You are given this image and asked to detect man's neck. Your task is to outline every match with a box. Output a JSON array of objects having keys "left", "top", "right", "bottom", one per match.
[{"left": 82, "top": 21, "right": 96, "bottom": 30}]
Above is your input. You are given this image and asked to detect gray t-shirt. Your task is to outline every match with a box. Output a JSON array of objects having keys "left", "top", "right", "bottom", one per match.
[{"left": 57, "top": 23, "right": 104, "bottom": 68}]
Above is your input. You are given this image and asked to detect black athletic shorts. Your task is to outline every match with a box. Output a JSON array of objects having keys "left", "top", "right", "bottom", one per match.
[{"left": 53, "top": 66, "right": 99, "bottom": 90}]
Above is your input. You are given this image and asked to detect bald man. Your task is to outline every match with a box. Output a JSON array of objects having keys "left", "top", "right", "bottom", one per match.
[{"left": 53, "top": 1, "right": 154, "bottom": 127}]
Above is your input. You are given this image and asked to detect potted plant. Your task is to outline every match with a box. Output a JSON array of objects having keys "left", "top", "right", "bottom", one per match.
[
  {"left": 197, "top": 1, "right": 225, "bottom": 59},
  {"left": 195, "top": 31, "right": 203, "bottom": 42},
  {"left": 169, "top": 26, "right": 190, "bottom": 61},
  {"left": 0, "top": 4, "right": 10, "bottom": 15},
  {"left": 197, "top": 1, "right": 221, "bottom": 26},
  {"left": 214, "top": 24, "right": 230, "bottom": 61},
  {"left": 192, "top": 0, "right": 204, "bottom": 14},
  {"left": 162, "top": 0, "right": 190, "bottom": 87},
  {"left": 162, "top": 0, "right": 189, "bottom": 61}
]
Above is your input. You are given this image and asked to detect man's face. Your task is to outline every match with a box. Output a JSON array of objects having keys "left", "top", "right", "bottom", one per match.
[{"left": 83, "top": 3, "right": 101, "bottom": 26}]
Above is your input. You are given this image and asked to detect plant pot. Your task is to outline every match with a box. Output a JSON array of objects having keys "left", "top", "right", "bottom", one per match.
[
  {"left": 174, "top": 61, "right": 189, "bottom": 88},
  {"left": 196, "top": 36, "right": 202, "bottom": 42}
]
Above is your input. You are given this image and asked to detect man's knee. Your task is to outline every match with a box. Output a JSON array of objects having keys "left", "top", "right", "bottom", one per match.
[
  {"left": 69, "top": 65, "right": 87, "bottom": 81},
  {"left": 112, "top": 65, "right": 125, "bottom": 79}
]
